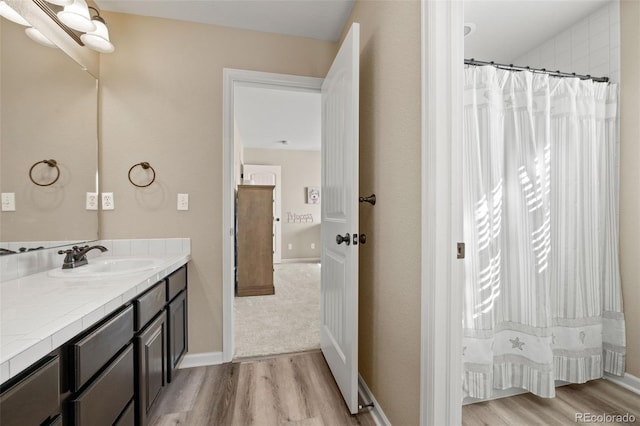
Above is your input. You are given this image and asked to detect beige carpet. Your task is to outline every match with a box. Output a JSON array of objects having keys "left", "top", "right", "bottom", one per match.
[{"left": 234, "top": 262, "right": 321, "bottom": 359}]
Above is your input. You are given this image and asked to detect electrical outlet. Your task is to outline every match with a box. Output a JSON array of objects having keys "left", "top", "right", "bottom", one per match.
[
  {"left": 102, "top": 192, "right": 115, "bottom": 210},
  {"left": 288, "top": 243, "right": 293, "bottom": 250},
  {"left": 86, "top": 192, "right": 98, "bottom": 210},
  {"left": 1, "top": 193, "right": 15, "bottom": 211},
  {"left": 311, "top": 243, "right": 316, "bottom": 249},
  {"left": 177, "top": 193, "right": 189, "bottom": 211}
]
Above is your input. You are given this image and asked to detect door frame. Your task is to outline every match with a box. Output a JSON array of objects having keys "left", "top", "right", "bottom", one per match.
[
  {"left": 420, "top": 1, "right": 464, "bottom": 425},
  {"left": 222, "top": 69, "right": 323, "bottom": 362}
]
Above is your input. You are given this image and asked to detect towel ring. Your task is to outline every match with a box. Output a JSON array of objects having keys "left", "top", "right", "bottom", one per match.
[
  {"left": 128, "top": 162, "right": 156, "bottom": 188},
  {"left": 29, "top": 159, "right": 60, "bottom": 187}
]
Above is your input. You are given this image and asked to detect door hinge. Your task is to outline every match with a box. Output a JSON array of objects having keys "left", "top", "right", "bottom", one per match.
[{"left": 457, "top": 242, "right": 465, "bottom": 259}]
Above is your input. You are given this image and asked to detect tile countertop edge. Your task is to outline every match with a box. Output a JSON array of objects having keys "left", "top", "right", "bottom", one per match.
[{"left": 0, "top": 254, "right": 191, "bottom": 385}]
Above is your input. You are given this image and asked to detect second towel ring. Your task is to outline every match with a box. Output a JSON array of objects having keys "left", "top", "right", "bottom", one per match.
[
  {"left": 29, "top": 159, "right": 60, "bottom": 186},
  {"left": 128, "top": 162, "right": 156, "bottom": 187}
]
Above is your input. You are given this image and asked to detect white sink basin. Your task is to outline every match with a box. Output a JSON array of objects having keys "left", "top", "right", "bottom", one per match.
[{"left": 48, "top": 257, "right": 164, "bottom": 279}]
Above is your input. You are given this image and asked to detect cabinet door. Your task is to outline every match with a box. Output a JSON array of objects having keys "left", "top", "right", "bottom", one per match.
[
  {"left": 136, "top": 311, "right": 167, "bottom": 426},
  {"left": 167, "top": 290, "right": 187, "bottom": 383}
]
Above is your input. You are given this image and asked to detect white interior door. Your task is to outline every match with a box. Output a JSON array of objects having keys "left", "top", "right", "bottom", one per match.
[
  {"left": 320, "top": 22, "right": 359, "bottom": 414},
  {"left": 242, "top": 164, "right": 282, "bottom": 264}
]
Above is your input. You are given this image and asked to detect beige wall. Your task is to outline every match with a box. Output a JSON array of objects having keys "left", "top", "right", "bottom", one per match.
[
  {"left": 620, "top": 0, "right": 640, "bottom": 377},
  {"left": 99, "top": 12, "right": 336, "bottom": 354},
  {"left": 343, "top": 2, "right": 423, "bottom": 424},
  {"left": 243, "top": 148, "right": 321, "bottom": 260}
]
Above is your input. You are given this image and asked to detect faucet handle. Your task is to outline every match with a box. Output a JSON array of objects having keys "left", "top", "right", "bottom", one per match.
[{"left": 58, "top": 248, "right": 73, "bottom": 255}]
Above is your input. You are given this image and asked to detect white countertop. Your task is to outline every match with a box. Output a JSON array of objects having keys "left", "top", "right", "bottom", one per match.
[{"left": 0, "top": 253, "right": 190, "bottom": 384}]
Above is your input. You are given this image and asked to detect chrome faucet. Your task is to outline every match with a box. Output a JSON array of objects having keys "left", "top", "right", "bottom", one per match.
[{"left": 58, "top": 245, "right": 108, "bottom": 269}]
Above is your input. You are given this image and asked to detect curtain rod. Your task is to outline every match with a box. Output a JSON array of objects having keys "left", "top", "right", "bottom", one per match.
[{"left": 464, "top": 59, "right": 609, "bottom": 83}]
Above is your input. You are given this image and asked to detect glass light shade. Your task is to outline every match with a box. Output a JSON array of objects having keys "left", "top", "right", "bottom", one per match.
[
  {"left": 25, "top": 27, "right": 57, "bottom": 48},
  {"left": 80, "top": 19, "right": 114, "bottom": 53},
  {"left": 45, "top": 0, "right": 73, "bottom": 5},
  {"left": 57, "top": 0, "right": 95, "bottom": 32},
  {"left": 0, "top": 1, "right": 30, "bottom": 26}
]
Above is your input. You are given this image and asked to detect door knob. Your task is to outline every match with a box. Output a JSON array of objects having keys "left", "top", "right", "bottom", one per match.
[
  {"left": 359, "top": 194, "right": 376, "bottom": 205},
  {"left": 336, "top": 233, "right": 351, "bottom": 245}
]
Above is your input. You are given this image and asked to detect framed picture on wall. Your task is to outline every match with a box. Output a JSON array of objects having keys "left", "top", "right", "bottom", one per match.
[{"left": 306, "top": 186, "right": 320, "bottom": 204}]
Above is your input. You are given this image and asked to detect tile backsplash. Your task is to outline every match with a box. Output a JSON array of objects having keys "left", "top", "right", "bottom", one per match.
[{"left": 0, "top": 238, "right": 191, "bottom": 283}]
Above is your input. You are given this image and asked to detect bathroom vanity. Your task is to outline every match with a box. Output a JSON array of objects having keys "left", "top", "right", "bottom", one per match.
[{"left": 0, "top": 249, "right": 189, "bottom": 426}]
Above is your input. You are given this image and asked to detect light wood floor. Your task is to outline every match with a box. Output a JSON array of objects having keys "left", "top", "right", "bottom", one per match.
[
  {"left": 463, "top": 379, "right": 640, "bottom": 426},
  {"left": 149, "top": 350, "right": 376, "bottom": 426}
]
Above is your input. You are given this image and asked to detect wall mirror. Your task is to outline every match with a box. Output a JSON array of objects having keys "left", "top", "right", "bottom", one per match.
[{"left": 0, "top": 16, "right": 99, "bottom": 254}]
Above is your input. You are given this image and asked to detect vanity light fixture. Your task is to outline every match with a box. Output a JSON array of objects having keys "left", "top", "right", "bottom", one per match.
[
  {"left": 57, "top": 0, "right": 95, "bottom": 32},
  {"left": 0, "top": 0, "right": 30, "bottom": 26},
  {"left": 25, "top": 26, "right": 57, "bottom": 47},
  {"left": 80, "top": 6, "right": 114, "bottom": 53}
]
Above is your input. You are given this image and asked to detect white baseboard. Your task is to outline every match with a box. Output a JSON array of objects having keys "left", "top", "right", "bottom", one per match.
[
  {"left": 605, "top": 372, "right": 640, "bottom": 395},
  {"left": 178, "top": 351, "right": 224, "bottom": 369},
  {"left": 358, "top": 374, "right": 391, "bottom": 426},
  {"left": 280, "top": 258, "right": 321, "bottom": 264}
]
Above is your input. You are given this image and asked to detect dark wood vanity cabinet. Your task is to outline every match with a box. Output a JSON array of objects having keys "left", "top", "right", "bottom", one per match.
[
  {"left": 0, "top": 356, "right": 61, "bottom": 426},
  {"left": 134, "top": 264, "right": 187, "bottom": 425},
  {"left": 0, "top": 263, "right": 189, "bottom": 426}
]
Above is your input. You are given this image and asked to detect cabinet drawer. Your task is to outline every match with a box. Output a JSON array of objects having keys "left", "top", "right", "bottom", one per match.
[
  {"left": 70, "top": 305, "right": 134, "bottom": 391},
  {"left": 134, "top": 282, "right": 166, "bottom": 331},
  {"left": 72, "top": 344, "right": 134, "bottom": 426},
  {"left": 166, "top": 266, "right": 187, "bottom": 302},
  {"left": 0, "top": 356, "right": 60, "bottom": 426}
]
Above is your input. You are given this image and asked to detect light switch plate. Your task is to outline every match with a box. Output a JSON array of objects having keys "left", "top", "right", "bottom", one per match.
[
  {"left": 86, "top": 192, "right": 98, "bottom": 210},
  {"left": 1, "top": 193, "right": 15, "bottom": 211},
  {"left": 177, "top": 193, "right": 189, "bottom": 211},
  {"left": 102, "top": 192, "right": 115, "bottom": 210}
]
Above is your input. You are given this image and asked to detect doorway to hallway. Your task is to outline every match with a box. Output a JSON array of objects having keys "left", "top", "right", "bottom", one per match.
[{"left": 225, "top": 71, "right": 323, "bottom": 361}]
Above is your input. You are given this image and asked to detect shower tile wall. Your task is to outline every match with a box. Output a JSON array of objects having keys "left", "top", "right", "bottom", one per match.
[{"left": 513, "top": 1, "right": 620, "bottom": 83}]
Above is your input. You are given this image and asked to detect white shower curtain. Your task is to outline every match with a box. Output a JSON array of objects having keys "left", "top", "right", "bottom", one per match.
[{"left": 462, "top": 65, "right": 626, "bottom": 399}]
